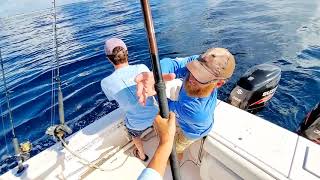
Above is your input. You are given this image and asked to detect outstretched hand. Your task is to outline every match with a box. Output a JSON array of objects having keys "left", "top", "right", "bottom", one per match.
[{"left": 135, "top": 72, "right": 175, "bottom": 105}]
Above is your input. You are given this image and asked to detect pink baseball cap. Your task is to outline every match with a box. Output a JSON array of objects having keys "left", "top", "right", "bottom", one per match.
[{"left": 104, "top": 38, "right": 127, "bottom": 55}]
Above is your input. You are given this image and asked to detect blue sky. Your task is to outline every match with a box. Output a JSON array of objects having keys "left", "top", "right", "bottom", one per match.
[{"left": 0, "top": 0, "right": 88, "bottom": 17}]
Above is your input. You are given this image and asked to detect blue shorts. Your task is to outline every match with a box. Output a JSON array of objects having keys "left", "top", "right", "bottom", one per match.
[{"left": 126, "top": 127, "right": 149, "bottom": 138}]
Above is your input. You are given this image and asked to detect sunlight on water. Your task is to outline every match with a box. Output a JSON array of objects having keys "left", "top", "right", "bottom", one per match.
[{"left": 0, "top": 0, "right": 319, "bottom": 175}]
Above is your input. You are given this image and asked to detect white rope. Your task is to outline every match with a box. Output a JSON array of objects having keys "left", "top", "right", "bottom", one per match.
[{"left": 58, "top": 136, "right": 129, "bottom": 171}]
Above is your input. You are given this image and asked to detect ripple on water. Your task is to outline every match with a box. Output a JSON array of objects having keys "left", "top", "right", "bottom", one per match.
[{"left": 1, "top": 0, "right": 320, "bottom": 175}]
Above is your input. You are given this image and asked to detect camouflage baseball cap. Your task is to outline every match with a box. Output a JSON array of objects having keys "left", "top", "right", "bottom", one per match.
[{"left": 186, "top": 48, "right": 235, "bottom": 84}]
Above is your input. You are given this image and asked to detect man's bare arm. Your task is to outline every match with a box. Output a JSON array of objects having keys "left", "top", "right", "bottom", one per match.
[{"left": 147, "top": 112, "right": 176, "bottom": 176}]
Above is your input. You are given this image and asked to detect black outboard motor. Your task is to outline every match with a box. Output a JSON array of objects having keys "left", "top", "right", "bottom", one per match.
[
  {"left": 298, "top": 102, "right": 320, "bottom": 144},
  {"left": 228, "top": 64, "right": 281, "bottom": 113}
]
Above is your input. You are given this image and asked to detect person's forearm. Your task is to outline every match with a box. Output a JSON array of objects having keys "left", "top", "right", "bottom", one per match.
[
  {"left": 147, "top": 141, "right": 173, "bottom": 177},
  {"left": 160, "top": 55, "right": 199, "bottom": 78}
]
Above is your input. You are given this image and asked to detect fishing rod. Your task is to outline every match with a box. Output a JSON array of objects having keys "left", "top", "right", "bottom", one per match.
[
  {"left": 46, "top": 0, "right": 72, "bottom": 143},
  {"left": 139, "top": 0, "right": 180, "bottom": 179},
  {"left": 0, "top": 48, "right": 30, "bottom": 176},
  {"left": 52, "top": 0, "right": 66, "bottom": 127}
]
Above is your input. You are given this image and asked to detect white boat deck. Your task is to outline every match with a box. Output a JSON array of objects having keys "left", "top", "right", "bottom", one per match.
[
  {"left": 1, "top": 100, "right": 320, "bottom": 180},
  {"left": 84, "top": 130, "right": 201, "bottom": 180},
  {"left": 211, "top": 101, "right": 298, "bottom": 178}
]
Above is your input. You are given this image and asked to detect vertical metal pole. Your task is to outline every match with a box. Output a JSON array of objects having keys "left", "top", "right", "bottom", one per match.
[
  {"left": 139, "top": 1, "right": 180, "bottom": 179},
  {"left": 13, "top": 137, "right": 25, "bottom": 173},
  {"left": 0, "top": 48, "right": 25, "bottom": 174}
]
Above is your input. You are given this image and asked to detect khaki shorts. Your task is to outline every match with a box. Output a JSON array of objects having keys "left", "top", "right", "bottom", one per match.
[{"left": 175, "top": 129, "right": 195, "bottom": 154}]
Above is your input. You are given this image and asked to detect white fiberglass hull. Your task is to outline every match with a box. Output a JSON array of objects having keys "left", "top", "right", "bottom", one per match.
[{"left": 1, "top": 101, "right": 320, "bottom": 180}]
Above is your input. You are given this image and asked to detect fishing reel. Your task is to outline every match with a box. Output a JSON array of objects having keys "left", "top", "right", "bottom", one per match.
[
  {"left": 12, "top": 138, "right": 31, "bottom": 176},
  {"left": 19, "top": 141, "right": 32, "bottom": 162},
  {"left": 46, "top": 124, "right": 72, "bottom": 142}
]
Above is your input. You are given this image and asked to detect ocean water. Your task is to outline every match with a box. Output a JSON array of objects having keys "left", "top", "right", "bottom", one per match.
[{"left": 0, "top": 0, "right": 319, "bottom": 175}]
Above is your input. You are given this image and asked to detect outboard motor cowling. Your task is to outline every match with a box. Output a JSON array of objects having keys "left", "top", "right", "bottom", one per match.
[
  {"left": 228, "top": 64, "right": 281, "bottom": 113},
  {"left": 298, "top": 103, "right": 320, "bottom": 144}
]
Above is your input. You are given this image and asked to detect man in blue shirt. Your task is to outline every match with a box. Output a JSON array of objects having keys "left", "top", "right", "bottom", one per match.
[
  {"left": 101, "top": 38, "right": 158, "bottom": 161},
  {"left": 135, "top": 48, "right": 235, "bottom": 160}
]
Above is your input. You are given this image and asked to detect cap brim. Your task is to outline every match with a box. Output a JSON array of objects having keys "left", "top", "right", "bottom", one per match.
[{"left": 186, "top": 60, "right": 217, "bottom": 83}]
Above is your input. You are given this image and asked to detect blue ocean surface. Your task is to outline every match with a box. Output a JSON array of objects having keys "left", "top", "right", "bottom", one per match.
[{"left": 0, "top": 0, "right": 319, "bottom": 175}]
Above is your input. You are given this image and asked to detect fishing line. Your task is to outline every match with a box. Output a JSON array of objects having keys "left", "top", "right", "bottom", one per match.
[
  {"left": 121, "top": 78, "right": 136, "bottom": 99},
  {"left": 0, "top": 48, "right": 26, "bottom": 174},
  {"left": 0, "top": 99, "right": 10, "bottom": 156},
  {"left": 52, "top": 0, "right": 61, "bottom": 78},
  {"left": 0, "top": 48, "right": 16, "bottom": 138},
  {"left": 50, "top": 0, "right": 66, "bottom": 127},
  {"left": 50, "top": 60, "right": 56, "bottom": 126},
  {"left": 50, "top": 0, "right": 58, "bottom": 127}
]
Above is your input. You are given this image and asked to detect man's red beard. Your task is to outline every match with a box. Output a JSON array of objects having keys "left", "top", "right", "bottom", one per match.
[{"left": 184, "top": 79, "right": 215, "bottom": 98}]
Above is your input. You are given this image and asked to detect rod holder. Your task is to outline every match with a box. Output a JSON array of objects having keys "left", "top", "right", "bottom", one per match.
[
  {"left": 46, "top": 124, "right": 72, "bottom": 144},
  {"left": 13, "top": 138, "right": 28, "bottom": 176}
]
